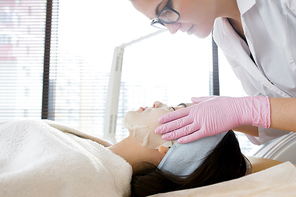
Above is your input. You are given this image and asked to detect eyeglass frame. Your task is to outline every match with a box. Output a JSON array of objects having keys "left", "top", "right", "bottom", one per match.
[{"left": 150, "top": 0, "right": 180, "bottom": 28}]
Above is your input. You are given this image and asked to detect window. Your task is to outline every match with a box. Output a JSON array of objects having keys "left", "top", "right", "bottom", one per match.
[
  {"left": 0, "top": 0, "right": 254, "bottom": 155},
  {"left": 0, "top": 0, "right": 48, "bottom": 119}
]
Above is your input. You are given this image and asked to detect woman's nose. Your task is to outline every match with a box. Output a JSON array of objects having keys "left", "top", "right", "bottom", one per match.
[
  {"left": 165, "top": 23, "right": 180, "bottom": 34},
  {"left": 153, "top": 101, "right": 162, "bottom": 108}
]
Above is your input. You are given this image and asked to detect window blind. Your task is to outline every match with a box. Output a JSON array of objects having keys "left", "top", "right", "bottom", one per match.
[
  {"left": 0, "top": 0, "right": 52, "bottom": 120},
  {"left": 210, "top": 34, "right": 220, "bottom": 96}
]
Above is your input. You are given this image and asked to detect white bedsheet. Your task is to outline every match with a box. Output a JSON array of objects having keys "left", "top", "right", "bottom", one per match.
[
  {"left": 150, "top": 161, "right": 296, "bottom": 197},
  {"left": 0, "top": 119, "right": 132, "bottom": 197}
]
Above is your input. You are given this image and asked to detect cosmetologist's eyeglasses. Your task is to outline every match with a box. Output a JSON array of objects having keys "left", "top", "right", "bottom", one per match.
[{"left": 150, "top": 0, "right": 180, "bottom": 30}]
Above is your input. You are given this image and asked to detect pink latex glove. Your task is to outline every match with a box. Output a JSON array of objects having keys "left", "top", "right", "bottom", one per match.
[{"left": 155, "top": 96, "right": 271, "bottom": 143}]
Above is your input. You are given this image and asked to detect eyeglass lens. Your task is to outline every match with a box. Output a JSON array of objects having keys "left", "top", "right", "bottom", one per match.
[{"left": 159, "top": 10, "right": 179, "bottom": 23}]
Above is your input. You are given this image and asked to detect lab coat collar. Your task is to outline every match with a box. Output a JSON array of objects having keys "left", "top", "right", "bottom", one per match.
[{"left": 236, "top": 0, "right": 256, "bottom": 16}]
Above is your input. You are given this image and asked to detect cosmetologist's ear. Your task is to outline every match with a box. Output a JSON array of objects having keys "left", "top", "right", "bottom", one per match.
[{"left": 158, "top": 146, "right": 170, "bottom": 156}]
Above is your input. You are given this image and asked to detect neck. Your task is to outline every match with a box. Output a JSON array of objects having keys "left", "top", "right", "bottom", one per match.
[
  {"left": 108, "top": 135, "right": 164, "bottom": 173},
  {"left": 216, "top": 0, "right": 245, "bottom": 40}
]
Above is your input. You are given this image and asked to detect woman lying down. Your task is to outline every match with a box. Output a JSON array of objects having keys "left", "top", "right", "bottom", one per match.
[{"left": 0, "top": 101, "right": 250, "bottom": 197}]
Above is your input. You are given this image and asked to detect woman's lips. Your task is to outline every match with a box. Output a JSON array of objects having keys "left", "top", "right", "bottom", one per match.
[{"left": 139, "top": 107, "right": 147, "bottom": 112}]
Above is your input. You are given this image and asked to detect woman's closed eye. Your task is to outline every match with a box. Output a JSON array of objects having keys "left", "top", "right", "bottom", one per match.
[{"left": 169, "top": 104, "right": 187, "bottom": 111}]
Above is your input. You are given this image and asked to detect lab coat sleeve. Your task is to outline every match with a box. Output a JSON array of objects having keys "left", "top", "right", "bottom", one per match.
[{"left": 246, "top": 127, "right": 291, "bottom": 145}]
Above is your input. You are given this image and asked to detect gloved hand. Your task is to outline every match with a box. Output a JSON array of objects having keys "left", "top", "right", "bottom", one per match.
[{"left": 155, "top": 96, "right": 271, "bottom": 143}]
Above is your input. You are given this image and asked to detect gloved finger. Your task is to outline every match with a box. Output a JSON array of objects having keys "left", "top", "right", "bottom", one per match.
[
  {"left": 161, "top": 123, "right": 199, "bottom": 140},
  {"left": 158, "top": 107, "right": 190, "bottom": 123},
  {"left": 191, "top": 96, "right": 217, "bottom": 104},
  {"left": 177, "top": 128, "right": 209, "bottom": 144},
  {"left": 155, "top": 116, "right": 193, "bottom": 134}
]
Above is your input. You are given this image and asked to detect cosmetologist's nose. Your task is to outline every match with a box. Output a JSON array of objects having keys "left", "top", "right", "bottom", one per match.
[{"left": 165, "top": 23, "right": 181, "bottom": 34}]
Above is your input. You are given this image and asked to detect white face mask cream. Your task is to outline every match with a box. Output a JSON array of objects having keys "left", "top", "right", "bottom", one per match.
[{"left": 123, "top": 103, "right": 173, "bottom": 149}]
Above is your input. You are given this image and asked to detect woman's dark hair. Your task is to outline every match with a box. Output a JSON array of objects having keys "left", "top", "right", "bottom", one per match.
[{"left": 131, "top": 130, "right": 248, "bottom": 197}]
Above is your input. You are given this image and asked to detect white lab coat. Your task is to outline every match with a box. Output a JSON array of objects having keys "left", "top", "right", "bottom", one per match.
[{"left": 213, "top": 0, "right": 296, "bottom": 145}]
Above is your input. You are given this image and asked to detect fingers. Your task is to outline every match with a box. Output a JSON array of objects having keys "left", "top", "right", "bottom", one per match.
[
  {"left": 155, "top": 116, "right": 193, "bottom": 134},
  {"left": 161, "top": 123, "right": 199, "bottom": 140},
  {"left": 177, "top": 128, "right": 209, "bottom": 144},
  {"left": 158, "top": 107, "right": 190, "bottom": 123}
]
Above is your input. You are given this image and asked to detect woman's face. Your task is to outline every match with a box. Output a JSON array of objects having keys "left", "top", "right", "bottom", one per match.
[
  {"left": 123, "top": 101, "right": 186, "bottom": 149},
  {"left": 131, "top": 0, "right": 216, "bottom": 38}
]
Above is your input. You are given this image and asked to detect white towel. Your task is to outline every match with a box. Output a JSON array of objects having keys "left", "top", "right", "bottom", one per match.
[{"left": 0, "top": 119, "right": 132, "bottom": 197}]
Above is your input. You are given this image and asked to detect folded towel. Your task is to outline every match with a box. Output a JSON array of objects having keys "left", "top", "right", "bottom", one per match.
[{"left": 158, "top": 132, "right": 226, "bottom": 176}]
